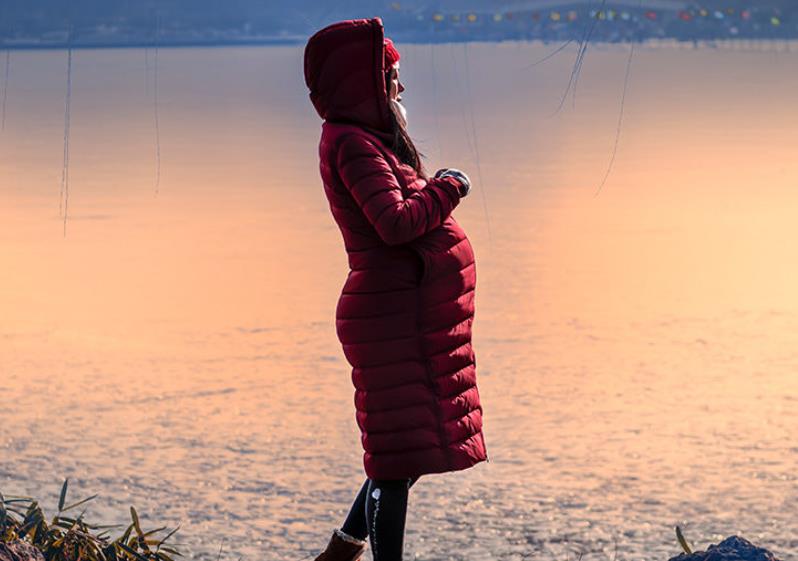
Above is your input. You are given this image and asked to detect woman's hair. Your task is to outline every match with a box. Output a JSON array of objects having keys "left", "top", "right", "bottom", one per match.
[{"left": 385, "top": 68, "right": 428, "bottom": 180}]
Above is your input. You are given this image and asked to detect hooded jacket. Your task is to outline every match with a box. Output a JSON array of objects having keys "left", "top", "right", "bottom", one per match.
[{"left": 304, "top": 16, "right": 488, "bottom": 480}]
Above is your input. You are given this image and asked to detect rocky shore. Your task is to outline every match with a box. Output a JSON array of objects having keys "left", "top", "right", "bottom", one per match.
[{"left": 668, "top": 536, "right": 781, "bottom": 561}]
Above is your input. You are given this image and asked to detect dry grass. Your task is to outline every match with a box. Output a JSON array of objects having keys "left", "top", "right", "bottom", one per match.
[{"left": 1, "top": 478, "right": 183, "bottom": 561}]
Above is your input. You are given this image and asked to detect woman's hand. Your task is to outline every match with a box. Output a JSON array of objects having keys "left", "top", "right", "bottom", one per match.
[
  {"left": 335, "top": 134, "right": 464, "bottom": 246},
  {"left": 434, "top": 168, "right": 471, "bottom": 197}
]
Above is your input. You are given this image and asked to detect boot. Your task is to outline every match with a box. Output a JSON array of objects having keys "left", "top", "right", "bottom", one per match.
[{"left": 312, "top": 529, "right": 368, "bottom": 561}]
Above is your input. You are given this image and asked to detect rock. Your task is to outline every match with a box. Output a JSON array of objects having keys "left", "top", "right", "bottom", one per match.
[
  {"left": 668, "top": 536, "right": 781, "bottom": 561},
  {"left": 0, "top": 541, "right": 45, "bottom": 561}
]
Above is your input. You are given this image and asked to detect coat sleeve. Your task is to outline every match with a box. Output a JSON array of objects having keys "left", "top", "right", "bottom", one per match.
[{"left": 335, "top": 133, "right": 463, "bottom": 246}]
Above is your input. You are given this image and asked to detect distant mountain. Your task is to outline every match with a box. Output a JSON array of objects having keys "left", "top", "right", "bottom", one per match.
[{"left": 1, "top": 0, "right": 796, "bottom": 48}]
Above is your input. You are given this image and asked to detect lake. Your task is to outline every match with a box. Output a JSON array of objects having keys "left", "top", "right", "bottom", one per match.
[{"left": 1, "top": 40, "right": 797, "bottom": 560}]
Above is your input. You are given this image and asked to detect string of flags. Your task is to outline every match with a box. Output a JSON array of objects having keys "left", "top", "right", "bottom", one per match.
[{"left": 389, "top": 3, "right": 788, "bottom": 28}]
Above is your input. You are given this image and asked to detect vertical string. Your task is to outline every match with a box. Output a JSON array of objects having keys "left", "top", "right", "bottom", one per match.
[
  {"left": 1, "top": 50, "right": 9, "bottom": 131},
  {"left": 428, "top": 42, "right": 443, "bottom": 162},
  {"left": 144, "top": 46, "right": 150, "bottom": 97},
  {"left": 153, "top": 13, "right": 162, "bottom": 195},
  {"left": 570, "top": 5, "right": 604, "bottom": 108},
  {"left": 460, "top": 42, "right": 493, "bottom": 252},
  {"left": 593, "top": 0, "right": 641, "bottom": 195},
  {"left": 448, "top": 44, "right": 477, "bottom": 167},
  {"left": 551, "top": 0, "right": 607, "bottom": 116},
  {"left": 60, "top": 39, "right": 73, "bottom": 238},
  {"left": 521, "top": 38, "right": 575, "bottom": 70},
  {"left": 594, "top": 40, "right": 635, "bottom": 196}
]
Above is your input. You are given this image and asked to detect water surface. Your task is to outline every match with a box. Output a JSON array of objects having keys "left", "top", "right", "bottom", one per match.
[{"left": 2, "top": 41, "right": 798, "bottom": 560}]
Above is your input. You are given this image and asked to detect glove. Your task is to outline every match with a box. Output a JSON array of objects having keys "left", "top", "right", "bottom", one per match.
[{"left": 434, "top": 168, "right": 471, "bottom": 197}]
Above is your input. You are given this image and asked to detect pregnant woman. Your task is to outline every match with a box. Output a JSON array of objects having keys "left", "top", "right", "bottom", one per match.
[{"left": 304, "top": 17, "right": 488, "bottom": 561}]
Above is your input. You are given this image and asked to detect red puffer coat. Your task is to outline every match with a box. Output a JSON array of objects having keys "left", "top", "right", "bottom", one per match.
[{"left": 304, "top": 17, "right": 488, "bottom": 480}]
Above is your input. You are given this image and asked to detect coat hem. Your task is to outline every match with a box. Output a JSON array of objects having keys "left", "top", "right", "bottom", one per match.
[{"left": 364, "top": 451, "right": 487, "bottom": 480}]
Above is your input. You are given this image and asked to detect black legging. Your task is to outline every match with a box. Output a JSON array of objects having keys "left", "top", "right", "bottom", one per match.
[{"left": 340, "top": 476, "right": 421, "bottom": 561}]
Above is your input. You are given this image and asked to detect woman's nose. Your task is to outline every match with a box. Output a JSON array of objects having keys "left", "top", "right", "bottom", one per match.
[{"left": 398, "top": 81, "right": 405, "bottom": 93}]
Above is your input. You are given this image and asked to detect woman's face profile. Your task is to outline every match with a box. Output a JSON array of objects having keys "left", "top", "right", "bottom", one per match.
[{"left": 388, "top": 65, "right": 404, "bottom": 102}]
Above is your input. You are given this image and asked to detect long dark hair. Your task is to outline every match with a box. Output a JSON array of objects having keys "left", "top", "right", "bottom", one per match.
[{"left": 385, "top": 69, "right": 428, "bottom": 180}]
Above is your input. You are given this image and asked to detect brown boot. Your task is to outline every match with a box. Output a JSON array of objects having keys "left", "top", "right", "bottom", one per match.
[{"left": 312, "top": 529, "right": 368, "bottom": 561}]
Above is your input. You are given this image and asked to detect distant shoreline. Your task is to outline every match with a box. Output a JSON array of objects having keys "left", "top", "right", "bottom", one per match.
[
  {"left": 3, "top": 2, "right": 796, "bottom": 52},
  {"left": 2, "top": 35, "right": 798, "bottom": 52},
  {"left": 0, "top": 37, "right": 306, "bottom": 51}
]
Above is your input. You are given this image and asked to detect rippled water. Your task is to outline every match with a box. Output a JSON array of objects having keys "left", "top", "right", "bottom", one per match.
[{"left": 2, "top": 40, "right": 798, "bottom": 560}]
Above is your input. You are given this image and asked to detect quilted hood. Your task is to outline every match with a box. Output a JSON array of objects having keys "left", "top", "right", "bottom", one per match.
[{"left": 303, "top": 17, "right": 394, "bottom": 137}]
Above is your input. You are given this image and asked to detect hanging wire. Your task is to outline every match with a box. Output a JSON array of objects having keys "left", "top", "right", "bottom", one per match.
[
  {"left": 1, "top": 50, "right": 9, "bottom": 131},
  {"left": 594, "top": 39, "right": 636, "bottom": 196},
  {"left": 548, "top": 2, "right": 595, "bottom": 116},
  {"left": 428, "top": 42, "right": 443, "bottom": 162},
  {"left": 521, "top": 38, "right": 575, "bottom": 70},
  {"left": 461, "top": 41, "right": 493, "bottom": 251},
  {"left": 144, "top": 46, "right": 150, "bottom": 96},
  {"left": 593, "top": 0, "right": 641, "bottom": 195},
  {"left": 448, "top": 44, "right": 478, "bottom": 163},
  {"left": 428, "top": 34, "right": 492, "bottom": 251},
  {"left": 448, "top": 42, "right": 492, "bottom": 251},
  {"left": 550, "top": 0, "right": 608, "bottom": 117},
  {"left": 520, "top": 2, "right": 636, "bottom": 196},
  {"left": 570, "top": 0, "right": 610, "bottom": 109},
  {"left": 59, "top": 35, "right": 73, "bottom": 238},
  {"left": 153, "top": 13, "right": 161, "bottom": 195}
]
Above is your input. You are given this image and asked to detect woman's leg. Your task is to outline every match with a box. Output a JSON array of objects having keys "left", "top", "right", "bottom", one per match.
[
  {"left": 365, "top": 477, "right": 416, "bottom": 561},
  {"left": 340, "top": 476, "right": 420, "bottom": 543},
  {"left": 340, "top": 478, "right": 370, "bottom": 541}
]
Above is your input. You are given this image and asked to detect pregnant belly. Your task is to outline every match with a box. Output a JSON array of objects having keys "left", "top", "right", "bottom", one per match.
[{"left": 408, "top": 216, "right": 475, "bottom": 285}]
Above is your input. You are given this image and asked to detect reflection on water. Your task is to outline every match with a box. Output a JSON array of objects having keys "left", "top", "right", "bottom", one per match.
[{"left": 1, "top": 41, "right": 798, "bottom": 560}]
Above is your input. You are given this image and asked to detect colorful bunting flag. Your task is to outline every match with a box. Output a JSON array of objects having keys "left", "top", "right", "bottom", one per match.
[{"left": 423, "top": 6, "right": 792, "bottom": 32}]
